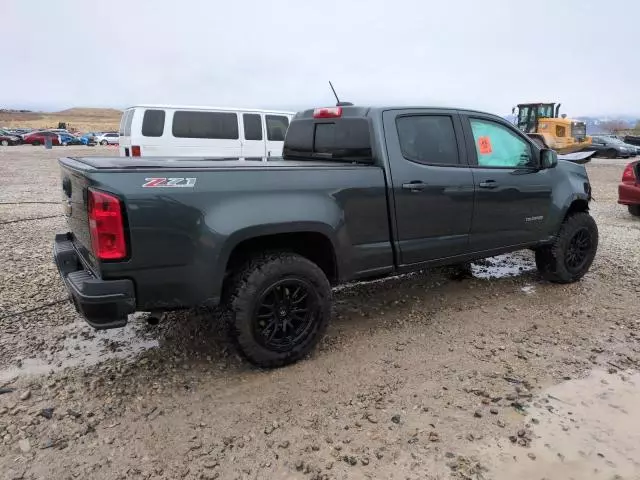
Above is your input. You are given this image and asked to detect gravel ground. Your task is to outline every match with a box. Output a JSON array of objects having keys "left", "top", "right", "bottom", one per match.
[{"left": 1, "top": 146, "right": 639, "bottom": 480}]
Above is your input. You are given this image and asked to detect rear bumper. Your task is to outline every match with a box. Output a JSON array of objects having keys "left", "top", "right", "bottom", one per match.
[
  {"left": 618, "top": 182, "right": 640, "bottom": 206},
  {"left": 54, "top": 233, "right": 135, "bottom": 329}
]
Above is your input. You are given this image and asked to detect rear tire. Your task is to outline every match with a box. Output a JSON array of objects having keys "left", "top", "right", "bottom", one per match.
[
  {"left": 629, "top": 205, "right": 640, "bottom": 217},
  {"left": 225, "top": 252, "right": 331, "bottom": 368},
  {"left": 535, "top": 212, "right": 598, "bottom": 283},
  {"left": 606, "top": 149, "right": 617, "bottom": 159},
  {"left": 0, "top": 140, "right": 8, "bottom": 146}
]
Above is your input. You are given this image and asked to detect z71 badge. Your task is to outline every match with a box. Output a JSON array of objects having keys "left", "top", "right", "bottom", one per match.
[{"left": 142, "top": 178, "right": 197, "bottom": 188}]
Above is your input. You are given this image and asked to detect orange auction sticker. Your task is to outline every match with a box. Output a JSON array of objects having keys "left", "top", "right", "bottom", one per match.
[{"left": 478, "top": 136, "right": 492, "bottom": 154}]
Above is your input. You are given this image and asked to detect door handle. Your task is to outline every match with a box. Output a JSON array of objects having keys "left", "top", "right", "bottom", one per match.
[
  {"left": 402, "top": 181, "right": 426, "bottom": 192},
  {"left": 479, "top": 180, "right": 498, "bottom": 189}
]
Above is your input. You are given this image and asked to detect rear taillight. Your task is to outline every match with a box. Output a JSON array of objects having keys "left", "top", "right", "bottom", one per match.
[
  {"left": 622, "top": 163, "right": 637, "bottom": 183},
  {"left": 313, "top": 107, "right": 342, "bottom": 119},
  {"left": 131, "top": 145, "right": 141, "bottom": 156},
  {"left": 88, "top": 189, "right": 127, "bottom": 260}
]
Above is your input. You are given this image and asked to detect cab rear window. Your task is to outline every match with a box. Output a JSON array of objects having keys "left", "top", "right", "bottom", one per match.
[{"left": 283, "top": 118, "right": 372, "bottom": 161}]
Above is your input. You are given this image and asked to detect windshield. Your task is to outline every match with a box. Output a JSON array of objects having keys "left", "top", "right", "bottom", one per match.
[{"left": 537, "top": 104, "right": 554, "bottom": 118}]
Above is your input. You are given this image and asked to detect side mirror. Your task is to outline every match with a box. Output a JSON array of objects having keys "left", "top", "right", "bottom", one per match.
[{"left": 540, "top": 148, "right": 558, "bottom": 169}]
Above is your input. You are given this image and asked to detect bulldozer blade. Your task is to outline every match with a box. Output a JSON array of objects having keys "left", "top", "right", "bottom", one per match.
[{"left": 557, "top": 150, "right": 597, "bottom": 164}]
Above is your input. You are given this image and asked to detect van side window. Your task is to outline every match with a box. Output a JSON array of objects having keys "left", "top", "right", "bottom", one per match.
[
  {"left": 172, "top": 111, "right": 239, "bottom": 139},
  {"left": 142, "top": 110, "right": 165, "bottom": 137},
  {"left": 243, "top": 114, "right": 263, "bottom": 141},
  {"left": 266, "top": 115, "right": 289, "bottom": 141}
]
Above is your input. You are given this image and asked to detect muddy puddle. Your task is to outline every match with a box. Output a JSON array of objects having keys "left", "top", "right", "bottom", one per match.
[
  {"left": 0, "top": 319, "right": 158, "bottom": 383},
  {"left": 471, "top": 253, "right": 536, "bottom": 280},
  {"left": 477, "top": 370, "right": 640, "bottom": 479}
]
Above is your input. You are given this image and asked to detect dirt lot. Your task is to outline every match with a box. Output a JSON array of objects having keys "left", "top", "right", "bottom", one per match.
[{"left": 1, "top": 145, "right": 639, "bottom": 480}]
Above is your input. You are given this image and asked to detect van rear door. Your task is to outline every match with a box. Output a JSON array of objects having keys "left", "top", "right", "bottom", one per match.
[
  {"left": 265, "top": 114, "right": 290, "bottom": 157},
  {"left": 118, "top": 109, "right": 134, "bottom": 156}
]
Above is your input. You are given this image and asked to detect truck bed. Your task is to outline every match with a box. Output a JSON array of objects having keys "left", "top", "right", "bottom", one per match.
[{"left": 60, "top": 156, "right": 369, "bottom": 171}]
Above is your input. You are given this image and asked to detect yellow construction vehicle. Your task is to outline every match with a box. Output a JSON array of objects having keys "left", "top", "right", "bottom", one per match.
[{"left": 513, "top": 102, "right": 592, "bottom": 155}]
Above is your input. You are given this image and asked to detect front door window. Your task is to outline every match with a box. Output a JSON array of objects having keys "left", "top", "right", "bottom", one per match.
[{"left": 470, "top": 119, "right": 534, "bottom": 168}]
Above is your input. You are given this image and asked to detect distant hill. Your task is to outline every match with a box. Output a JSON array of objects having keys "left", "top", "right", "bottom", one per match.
[{"left": 0, "top": 107, "right": 122, "bottom": 132}]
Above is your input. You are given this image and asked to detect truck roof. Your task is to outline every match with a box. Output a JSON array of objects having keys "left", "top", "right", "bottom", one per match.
[{"left": 293, "top": 105, "right": 507, "bottom": 122}]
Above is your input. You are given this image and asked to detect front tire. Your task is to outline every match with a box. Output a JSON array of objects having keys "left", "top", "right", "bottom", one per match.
[
  {"left": 629, "top": 205, "right": 640, "bottom": 217},
  {"left": 100, "top": 140, "right": 108, "bottom": 146},
  {"left": 225, "top": 252, "right": 331, "bottom": 368},
  {"left": 535, "top": 212, "right": 598, "bottom": 283},
  {"left": 606, "top": 149, "right": 617, "bottom": 159},
  {"left": 0, "top": 140, "right": 8, "bottom": 146}
]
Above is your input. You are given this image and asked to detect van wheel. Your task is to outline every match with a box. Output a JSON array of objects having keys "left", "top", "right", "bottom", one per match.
[
  {"left": 100, "top": 140, "right": 108, "bottom": 146},
  {"left": 225, "top": 252, "right": 331, "bottom": 368},
  {"left": 535, "top": 212, "right": 598, "bottom": 283},
  {"left": 629, "top": 205, "right": 640, "bottom": 217}
]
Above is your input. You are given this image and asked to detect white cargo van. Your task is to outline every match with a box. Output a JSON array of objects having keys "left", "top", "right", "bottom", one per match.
[{"left": 118, "top": 105, "right": 294, "bottom": 158}]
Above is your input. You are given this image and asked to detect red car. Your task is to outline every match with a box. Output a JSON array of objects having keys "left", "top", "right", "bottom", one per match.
[
  {"left": 618, "top": 160, "right": 640, "bottom": 217},
  {"left": 23, "top": 131, "right": 61, "bottom": 146}
]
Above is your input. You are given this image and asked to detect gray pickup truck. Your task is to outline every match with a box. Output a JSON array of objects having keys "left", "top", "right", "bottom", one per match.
[{"left": 54, "top": 105, "right": 598, "bottom": 367}]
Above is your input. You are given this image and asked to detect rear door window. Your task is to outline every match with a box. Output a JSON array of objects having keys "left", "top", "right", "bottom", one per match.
[
  {"left": 141, "top": 109, "right": 165, "bottom": 137},
  {"left": 396, "top": 115, "right": 460, "bottom": 165},
  {"left": 243, "top": 114, "right": 263, "bottom": 141},
  {"left": 265, "top": 115, "right": 289, "bottom": 141},
  {"left": 172, "top": 111, "right": 239, "bottom": 139}
]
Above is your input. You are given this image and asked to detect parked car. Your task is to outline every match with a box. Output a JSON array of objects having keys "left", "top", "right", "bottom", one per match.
[
  {"left": 589, "top": 136, "right": 633, "bottom": 158},
  {"left": 95, "top": 132, "right": 119, "bottom": 145},
  {"left": 53, "top": 104, "right": 598, "bottom": 368},
  {"left": 0, "top": 133, "right": 22, "bottom": 146},
  {"left": 80, "top": 132, "right": 100, "bottom": 145},
  {"left": 624, "top": 135, "right": 640, "bottom": 147},
  {"left": 618, "top": 160, "right": 640, "bottom": 217},
  {"left": 0, "top": 129, "right": 22, "bottom": 145},
  {"left": 23, "top": 131, "right": 61, "bottom": 146},
  {"left": 624, "top": 143, "right": 640, "bottom": 156},
  {"left": 59, "top": 133, "right": 82, "bottom": 146},
  {"left": 118, "top": 105, "right": 293, "bottom": 158}
]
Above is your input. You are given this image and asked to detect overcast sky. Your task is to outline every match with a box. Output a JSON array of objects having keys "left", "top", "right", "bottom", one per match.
[{"left": 3, "top": 0, "right": 638, "bottom": 116}]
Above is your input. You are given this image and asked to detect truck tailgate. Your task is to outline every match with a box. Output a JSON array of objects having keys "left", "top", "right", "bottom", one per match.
[{"left": 59, "top": 159, "right": 97, "bottom": 272}]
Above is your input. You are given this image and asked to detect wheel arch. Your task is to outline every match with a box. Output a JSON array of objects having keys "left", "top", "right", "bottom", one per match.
[{"left": 215, "top": 223, "right": 343, "bottom": 300}]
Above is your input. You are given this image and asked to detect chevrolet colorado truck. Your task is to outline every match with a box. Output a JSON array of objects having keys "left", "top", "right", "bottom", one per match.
[{"left": 54, "top": 105, "right": 598, "bottom": 367}]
